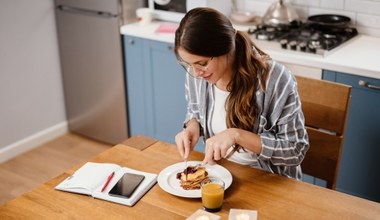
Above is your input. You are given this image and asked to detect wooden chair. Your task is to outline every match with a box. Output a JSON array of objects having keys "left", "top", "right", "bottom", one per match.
[{"left": 296, "top": 76, "right": 351, "bottom": 190}]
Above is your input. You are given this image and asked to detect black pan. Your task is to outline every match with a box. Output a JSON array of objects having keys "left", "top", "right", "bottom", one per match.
[{"left": 308, "top": 14, "right": 351, "bottom": 31}]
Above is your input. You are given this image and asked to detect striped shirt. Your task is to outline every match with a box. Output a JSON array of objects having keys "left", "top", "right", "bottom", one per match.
[{"left": 183, "top": 59, "right": 309, "bottom": 180}]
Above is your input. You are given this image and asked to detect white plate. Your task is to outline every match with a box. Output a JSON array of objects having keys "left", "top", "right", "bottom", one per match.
[{"left": 157, "top": 161, "right": 233, "bottom": 198}]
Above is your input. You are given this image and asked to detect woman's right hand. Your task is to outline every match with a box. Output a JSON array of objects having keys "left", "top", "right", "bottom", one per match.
[{"left": 175, "top": 118, "right": 200, "bottom": 160}]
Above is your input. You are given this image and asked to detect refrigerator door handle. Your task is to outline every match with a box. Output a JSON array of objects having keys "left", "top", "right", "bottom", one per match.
[{"left": 57, "top": 5, "right": 118, "bottom": 18}]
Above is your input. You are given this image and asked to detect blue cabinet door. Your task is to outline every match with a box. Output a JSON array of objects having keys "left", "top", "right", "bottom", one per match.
[
  {"left": 124, "top": 36, "right": 149, "bottom": 137},
  {"left": 146, "top": 40, "right": 187, "bottom": 143},
  {"left": 124, "top": 35, "right": 187, "bottom": 144},
  {"left": 323, "top": 70, "right": 380, "bottom": 202}
]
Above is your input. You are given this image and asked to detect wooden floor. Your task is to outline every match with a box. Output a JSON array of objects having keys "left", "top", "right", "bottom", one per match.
[{"left": 0, "top": 133, "right": 112, "bottom": 205}]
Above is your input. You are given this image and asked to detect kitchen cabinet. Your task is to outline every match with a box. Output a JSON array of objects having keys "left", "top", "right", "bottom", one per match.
[
  {"left": 323, "top": 70, "right": 380, "bottom": 202},
  {"left": 124, "top": 35, "right": 188, "bottom": 145}
]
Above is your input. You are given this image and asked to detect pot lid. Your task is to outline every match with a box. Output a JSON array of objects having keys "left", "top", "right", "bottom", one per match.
[{"left": 262, "top": 0, "right": 299, "bottom": 26}]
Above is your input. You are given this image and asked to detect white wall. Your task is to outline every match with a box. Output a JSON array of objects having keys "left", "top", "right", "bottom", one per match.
[
  {"left": 0, "top": 0, "right": 67, "bottom": 162},
  {"left": 239, "top": 0, "right": 380, "bottom": 37}
]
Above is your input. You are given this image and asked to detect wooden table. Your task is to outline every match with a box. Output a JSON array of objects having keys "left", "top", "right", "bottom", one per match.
[{"left": 1, "top": 135, "right": 379, "bottom": 219}]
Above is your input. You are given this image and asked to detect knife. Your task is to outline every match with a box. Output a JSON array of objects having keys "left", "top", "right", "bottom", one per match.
[{"left": 185, "top": 159, "right": 188, "bottom": 181}]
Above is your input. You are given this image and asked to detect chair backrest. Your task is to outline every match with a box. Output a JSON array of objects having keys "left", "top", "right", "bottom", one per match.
[{"left": 296, "top": 76, "right": 351, "bottom": 190}]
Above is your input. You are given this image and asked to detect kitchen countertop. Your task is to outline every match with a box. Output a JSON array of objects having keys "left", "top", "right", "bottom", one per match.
[{"left": 120, "top": 21, "right": 380, "bottom": 80}]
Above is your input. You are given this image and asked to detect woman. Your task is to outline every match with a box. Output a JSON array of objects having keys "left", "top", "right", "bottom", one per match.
[{"left": 174, "top": 7, "right": 309, "bottom": 179}]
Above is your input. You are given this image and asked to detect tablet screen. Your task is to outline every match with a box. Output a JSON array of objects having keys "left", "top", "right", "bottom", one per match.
[{"left": 109, "top": 173, "right": 145, "bottom": 198}]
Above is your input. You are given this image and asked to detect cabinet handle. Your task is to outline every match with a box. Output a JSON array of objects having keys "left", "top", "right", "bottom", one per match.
[
  {"left": 128, "top": 39, "right": 135, "bottom": 45},
  {"left": 57, "top": 5, "right": 117, "bottom": 18},
  {"left": 359, "top": 80, "right": 380, "bottom": 91},
  {"left": 168, "top": 45, "right": 174, "bottom": 51}
]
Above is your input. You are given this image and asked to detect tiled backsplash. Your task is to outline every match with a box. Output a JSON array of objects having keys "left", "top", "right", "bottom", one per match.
[{"left": 238, "top": 0, "right": 380, "bottom": 37}]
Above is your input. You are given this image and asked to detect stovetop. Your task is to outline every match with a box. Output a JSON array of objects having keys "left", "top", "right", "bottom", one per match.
[{"left": 248, "top": 23, "right": 358, "bottom": 56}]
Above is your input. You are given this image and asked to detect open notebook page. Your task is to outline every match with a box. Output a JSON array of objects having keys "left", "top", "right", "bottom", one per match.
[{"left": 59, "top": 162, "right": 120, "bottom": 194}]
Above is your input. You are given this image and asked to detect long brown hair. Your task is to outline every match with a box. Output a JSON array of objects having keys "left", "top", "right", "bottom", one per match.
[{"left": 175, "top": 7, "right": 270, "bottom": 150}]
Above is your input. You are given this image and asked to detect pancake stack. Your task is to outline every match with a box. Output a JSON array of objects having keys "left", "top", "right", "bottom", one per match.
[{"left": 176, "top": 165, "right": 209, "bottom": 190}]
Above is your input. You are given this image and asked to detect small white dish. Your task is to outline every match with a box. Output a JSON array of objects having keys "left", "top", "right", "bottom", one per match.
[{"left": 230, "top": 11, "right": 258, "bottom": 24}]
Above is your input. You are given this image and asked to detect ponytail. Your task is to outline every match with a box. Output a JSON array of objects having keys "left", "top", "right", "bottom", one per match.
[{"left": 225, "top": 31, "right": 270, "bottom": 153}]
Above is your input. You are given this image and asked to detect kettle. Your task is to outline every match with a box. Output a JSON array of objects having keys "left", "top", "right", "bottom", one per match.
[{"left": 262, "top": 0, "right": 299, "bottom": 26}]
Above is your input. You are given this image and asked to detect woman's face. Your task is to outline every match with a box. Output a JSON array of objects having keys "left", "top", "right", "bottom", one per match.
[{"left": 177, "top": 48, "right": 232, "bottom": 90}]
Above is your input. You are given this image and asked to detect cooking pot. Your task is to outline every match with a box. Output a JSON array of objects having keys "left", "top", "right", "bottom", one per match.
[
  {"left": 262, "top": 0, "right": 299, "bottom": 26},
  {"left": 308, "top": 14, "right": 351, "bottom": 31}
]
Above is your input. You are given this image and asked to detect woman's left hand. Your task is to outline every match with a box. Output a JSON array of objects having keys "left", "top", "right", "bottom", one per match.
[{"left": 203, "top": 128, "right": 237, "bottom": 165}]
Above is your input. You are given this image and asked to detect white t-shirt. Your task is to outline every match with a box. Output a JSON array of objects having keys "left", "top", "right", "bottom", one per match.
[
  {"left": 211, "top": 85, "right": 258, "bottom": 166},
  {"left": 211, "top": 85, "right": 228, "bottom": 134}
]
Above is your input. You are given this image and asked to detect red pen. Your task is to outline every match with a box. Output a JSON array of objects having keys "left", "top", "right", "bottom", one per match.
[{"left": 101, "top": 171, "right": 115, "bottom": 192}]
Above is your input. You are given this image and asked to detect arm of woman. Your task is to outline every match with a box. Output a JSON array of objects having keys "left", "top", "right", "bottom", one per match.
[
  {"left": 175, "top": 118, "right": 200, "bottom": 160},
  {"left": 257, "top": 67, "right": 309, "bottom": 166},
  {"left": 203, "top": 63, "right": 309, "bottom": 166},
  {"left": 175, "top": 75, "right": 206, "bottom": 160},
  {"left": 203, "top": 90, "right": 308, "bottom": 166},
  {"left": 258, "top": 104, "right": 309, "bottom": 166},
  {"left": 203, "top": 128, "right": 262, "bottom": 164}
]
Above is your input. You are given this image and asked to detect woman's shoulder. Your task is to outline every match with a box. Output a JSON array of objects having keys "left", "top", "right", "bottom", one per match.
[
  {"left": 265, "top": 60, "right": 296, "bottom": 91},
  {"left": 267, "top": 60, "right": 294, "bottom": 79}
]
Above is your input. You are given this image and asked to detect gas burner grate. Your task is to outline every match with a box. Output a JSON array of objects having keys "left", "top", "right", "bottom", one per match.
[{"left": 249, "top": 23, "right": 358, "bottom": 55}]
